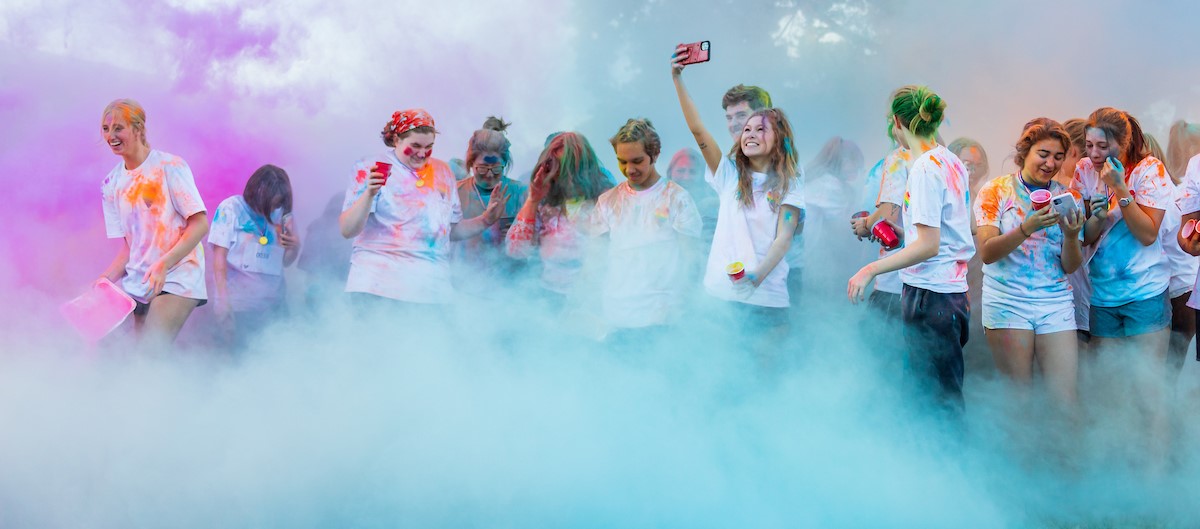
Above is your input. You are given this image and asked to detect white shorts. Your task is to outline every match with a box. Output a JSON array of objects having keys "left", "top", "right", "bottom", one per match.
[{"left": 983, "top": 295, "right": 1077, "bottom": 335}]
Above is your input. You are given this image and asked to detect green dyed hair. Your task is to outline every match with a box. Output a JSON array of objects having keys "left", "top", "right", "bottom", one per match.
[
  {"left": 536, "top": 132, "right": 612, "bottom": 209},
  {"left": 889, "top": 85, "right": 945, "bottom": 139}
]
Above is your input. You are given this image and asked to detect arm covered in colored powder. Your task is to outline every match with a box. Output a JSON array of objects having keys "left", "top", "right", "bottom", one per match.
[
  {"left": 743, "top": 204, "right": 801, "bottom": 287},
  {"left": 450, "top": 183, "right": 510, "bottom": 241}
]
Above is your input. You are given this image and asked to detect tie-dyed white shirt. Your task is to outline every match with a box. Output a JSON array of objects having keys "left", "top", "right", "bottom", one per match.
[
  {"left": 872, "top": 147, "right": 912, "bottom": 295},
  {"left": 587, "top": 178, "right": 702, "bottom": 328},
  {"left": 900, "top": 145, "right": 975, "bottom": 294},
  {"left": 1070, "top": 156, "right": 1172, "bottom": 307},
  {"left": 101, "top": 150, "right": 208, "bottom": 302},
  {"left": 505, "top": 198, "right": 596, "bottom": 294},
  {"left": 703, "top": 156, "right": 805, "bottom": 308},
  {"left": 973, "top": 173, "right": 1079, "bottom": 304},
  {"left": 1174, "top": 154, "right": 1200, "bottom": 309},
  {"left": 208, "top": 196, "right": 286, "bottom": 311},
  {"left": 342, "top": 152, "right": 462, "bottom": 303}
]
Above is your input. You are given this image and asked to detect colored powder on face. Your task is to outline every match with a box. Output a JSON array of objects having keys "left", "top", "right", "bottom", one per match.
[{"left": 403, "top": 147, "right": 414, "bottom": 156}]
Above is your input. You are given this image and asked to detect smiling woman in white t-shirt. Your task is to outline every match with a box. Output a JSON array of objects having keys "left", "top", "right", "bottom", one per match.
[
  {"left": 98, "top": 99, "right": 209, "bottom": 348},
  {"left": 209, "top": 164, "right": 300, "bottom": 350},
  {"left": 847, "top": 85, "right": 976, "bottom": 416},
  {"left": 339, "top": 109, "right": 508, "bottom": 309},
  {"left": 671, "top": 48, "right": 804, "bottom": 342},
  {"left": 973, "top": 118, "right": 1084, "bottom": 408}
]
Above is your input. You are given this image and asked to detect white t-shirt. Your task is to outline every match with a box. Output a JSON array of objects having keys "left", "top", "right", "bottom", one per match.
[
  {"left": 1174, "top": 154, "right": 1200, "bottom": 309},
  {"left": 208, "top": 196, "right": 287, "bottom": 311},
  {"left": 873, "top": 148, "right": 912, "bottom": 295},
  {"left": 703, "top": 156, "right": 805, "bottom": 308},
  {"left": 1158, "top": 181, "right": 1195, "bottom": 297},
  {"left": 101, "top": 150, "right": 208, "bottom": 302},
  {"left": 973, "top": 173, "right": 1079, "bottom": 304},
  {"left": 342, "top": 152, "right": 463, "bottom": 303},
  {"left": 900, "top": 145, "right": 976, "bottom": 293},
  {"left": 505, "top": 198, "right": 596, "bottom": 294},
  {"left": 1070, "top": 156, "right": 1172, "bottom": 307},
  {"left": 588, "top": 178, "right": 703, "bottom": 328}
]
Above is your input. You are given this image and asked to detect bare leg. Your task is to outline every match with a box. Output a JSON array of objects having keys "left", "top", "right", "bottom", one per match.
[
  {"left": 985, "top": 328, "right": 1035, "bottom": 385},
  {"left": 1033, "top": 330, "right": 1080, "bottom": 408},
  {"left": 140, "top": 293, "right": 199, "bottom": 351},
  {"left": 1128, "top": 328, "right": 1172, "bottom": 474}
]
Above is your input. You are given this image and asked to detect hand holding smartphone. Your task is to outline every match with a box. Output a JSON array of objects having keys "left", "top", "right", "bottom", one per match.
[{"left": 676, "top": 41, "right": 710, "bottom": 66}]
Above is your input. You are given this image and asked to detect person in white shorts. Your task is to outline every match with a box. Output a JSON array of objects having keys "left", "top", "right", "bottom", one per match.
[{"left": 973, "top": 118, "right": 1084, "bottom": 407}]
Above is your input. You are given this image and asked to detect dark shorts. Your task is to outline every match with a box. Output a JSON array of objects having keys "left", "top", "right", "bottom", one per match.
[
  {"left": 132, "top": 291, "right": 206, "bottom": 316},
  {"left": 1090, "top": 290, "right": 1171, "bottom": 339},
  {"left": 729, "top": 301, "right": 790, "bottom": 330}
]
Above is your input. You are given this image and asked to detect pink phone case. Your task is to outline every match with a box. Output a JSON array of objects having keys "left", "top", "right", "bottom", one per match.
[{"left": 679, "top": 41, "right": 710, "bottom": 65}]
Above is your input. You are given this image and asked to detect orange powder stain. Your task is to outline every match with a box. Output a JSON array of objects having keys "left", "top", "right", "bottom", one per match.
[
  {"left": 976, "top": 184, "right": 1002, "bottom": 225},
  {"left": 123, "top": 175, "right": 165, "bottom": 208}
]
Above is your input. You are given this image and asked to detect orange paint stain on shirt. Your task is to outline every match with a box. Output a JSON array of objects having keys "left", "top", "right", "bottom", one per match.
[{"left": 123, "top": 175, "right": 165, "bottom": 209}]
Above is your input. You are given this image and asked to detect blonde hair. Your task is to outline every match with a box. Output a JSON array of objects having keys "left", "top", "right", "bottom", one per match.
[
  {"left": 102, "top": 99, "right": 149, "bottom": 148},
  {"left": 609, "top": 118, "right": 662, "bottom": 159}
]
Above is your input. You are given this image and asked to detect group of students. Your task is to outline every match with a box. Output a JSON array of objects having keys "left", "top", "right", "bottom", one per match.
[{"left": 94, "top": 47, "right": 1200, "bottom": 454}]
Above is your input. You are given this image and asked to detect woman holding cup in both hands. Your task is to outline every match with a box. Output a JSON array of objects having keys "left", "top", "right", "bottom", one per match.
[
  {"left": 1070, "top": 107, "right": 1173, "bottom": 471},
  {"left": 339, "top": 109, "right": 508, "bottom": 309},
  {"left": 973, "top": 118, "right": 1084, "bottom": 411}
]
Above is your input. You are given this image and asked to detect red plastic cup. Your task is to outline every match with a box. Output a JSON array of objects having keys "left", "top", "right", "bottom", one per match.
[
  {"left": 1183, "top": 219, "right": 1197, "bottom": 240},
  {"left": 373, "top": 161, "right": 392, "bottom": 185},
  {"left": 851, "top": 210, "right": 870, "bottom": 220},
  {"left": 1030, "top": 189, "right": 1052, "bottom": 210},
  {"left": 872, "top": 220, "right": 900, "bottom": 250},
  {"left": 726, "top": 262, "right": 745, "bottom": 281}
]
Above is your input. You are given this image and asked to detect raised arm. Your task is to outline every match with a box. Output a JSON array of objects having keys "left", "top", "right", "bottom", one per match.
[{"left": 671, "top": 46, "right": 722, "bottom": 173}]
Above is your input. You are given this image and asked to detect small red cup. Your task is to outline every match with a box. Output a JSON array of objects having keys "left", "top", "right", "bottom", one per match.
[
  {"left": 851, "top": 210, "right": 870, "bottom": 220},
  {"left": 1030, "top": 189, "right": 1052, "bottom": 211},
  {"left": 373, "top": 161, "right": 392, "bottom": 185},
  {"left": 1182, "top": 219, "right": 1197, "bottom": 240},
  {"left": 872, "top": 220, "right": 900, "bottom": 250},
  {"left": 726, "top": 262, "right": 745, "bottom": 282}
]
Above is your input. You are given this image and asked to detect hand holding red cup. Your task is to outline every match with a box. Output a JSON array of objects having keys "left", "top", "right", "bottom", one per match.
[
  {"left": 373, "top": 161, "right": 392, "bottom": 185},
  {"left": 872, "top": 220, "right": 901, "bottom": 250},
  {"left": 1030, "top": 189, "right": 1052, "bottom": 211}
]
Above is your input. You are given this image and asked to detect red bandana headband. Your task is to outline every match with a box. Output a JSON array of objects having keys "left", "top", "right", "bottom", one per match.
[{"left": 390, "top": 108, "right": 435, "bottom": 137}]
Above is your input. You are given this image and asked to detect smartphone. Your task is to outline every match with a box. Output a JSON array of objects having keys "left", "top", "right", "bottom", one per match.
[
  {"left": 678, "top": 40, "right": 710, "bottom": 65},
  {"left": 1050, "top": 193, "right": 1079, "bottom": 218}
]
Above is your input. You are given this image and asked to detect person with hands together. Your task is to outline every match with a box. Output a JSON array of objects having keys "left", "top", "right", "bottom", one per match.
[
  {"left": 847, "top": 86, "right": 975, "bottom": 418},
  {"left": 973, "top": 118, "right": 1084, "bottom": 411},
  {"left": 339, "top": 108, "right": 506, "bottom": 309},
  {"left": 672, "top": 44, "right": 805, "bottom": 340},
  {"left": 452, "top": 119, "right": 529, "bottom": 297},
  {"left": 209, "top": 164, "right": 299, "bottom": 351},
  {"left": 98, "top": 99, "right": 208, "bottom": 348}
]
